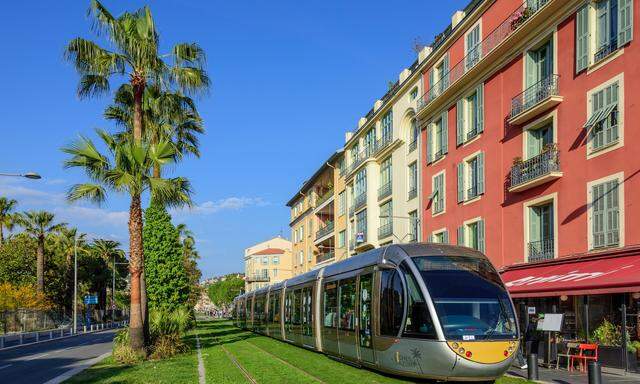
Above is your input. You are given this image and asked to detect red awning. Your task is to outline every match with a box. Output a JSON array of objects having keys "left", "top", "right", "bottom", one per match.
[{"left": 501, "top": 254, "right": 640, "bottom": 298}]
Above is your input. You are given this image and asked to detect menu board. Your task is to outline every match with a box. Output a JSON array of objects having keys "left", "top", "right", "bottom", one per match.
[{"left": 537, "top": 313, "right": 563, "bottom": 332}]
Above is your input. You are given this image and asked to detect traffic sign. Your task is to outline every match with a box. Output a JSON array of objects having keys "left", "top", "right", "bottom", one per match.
[
  {"left": 84, "top": 295, "right": 98, "bottom": 305},
  {"left": 356, "top": 232, "right": 365, "bottom": 244}
]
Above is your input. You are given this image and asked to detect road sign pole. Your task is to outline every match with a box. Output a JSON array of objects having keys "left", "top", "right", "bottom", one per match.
[{"left": 73, "top": 236, "right": 78, "bottom": 334}]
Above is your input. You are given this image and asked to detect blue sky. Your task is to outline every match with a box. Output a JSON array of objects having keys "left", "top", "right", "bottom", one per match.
[{"left": 0, "top": 0, "right": 469, "bottom": 279}]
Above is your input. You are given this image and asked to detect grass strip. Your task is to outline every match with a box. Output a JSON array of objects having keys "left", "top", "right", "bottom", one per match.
[{"left": 243, "top": 340, "right": 327, "bottom": 383}]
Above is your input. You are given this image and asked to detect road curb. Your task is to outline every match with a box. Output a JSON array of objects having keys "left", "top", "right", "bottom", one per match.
[
  {"left": 0, "top": 326, "right": 124, "bottom": 352},
  {"left": 43, "top": 351, "right": 112, "bottom": 384}
]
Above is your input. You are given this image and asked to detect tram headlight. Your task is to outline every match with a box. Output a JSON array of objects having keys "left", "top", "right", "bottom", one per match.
[
  {"left": 458, "top": 347, "right": 465, "bottom": 354},
  {"left": 451, "top": 342, "right": 459, "bottom": 349}
]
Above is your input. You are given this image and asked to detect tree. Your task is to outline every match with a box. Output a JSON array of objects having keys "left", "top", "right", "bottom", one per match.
[
  {"left": 176, "top": 223, "right": 201, "bottom": 308},
  {"left": 207, "top": 274, "right": 244, "bottom": 307},
  {"left": 63, "top": 130, "right": 191, "bottom": 353},
  {"left": 144, "top": 202, "right": 190, "bottom": 310},
  {"left": 52, "top": 228, "right": 88, "bottom": 313},
  {"left": 17, "top": 211, "right": 66, "bottom": 293},
  {"left": 0, "top": 197, "right": 18, "bottom": 245},
  {"left": 92, "top": 239, "right": 127, "bottom": 314},
  {"left": 0, "top": 234, "right": 37, "bottom": 286}
]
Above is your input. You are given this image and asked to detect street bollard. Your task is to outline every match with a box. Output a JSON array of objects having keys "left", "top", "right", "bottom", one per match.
[
  {"left": 19, "top": 334, "right": 23, "bottom": 345},
  {"left": 35, "top": 332, "right": 39, "bottom": 342},
  {"left": 49, "top": 331, "right": 53, "bottom": 339},
  {"left": 588, "top": 361, "right": 602, "bottom": 384},
  {"left": 527, "top": 353, "right": 539, "bottom": 381}
]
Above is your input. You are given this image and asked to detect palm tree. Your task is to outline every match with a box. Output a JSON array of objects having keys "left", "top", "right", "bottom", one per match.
[
  {"left": 54, "top": 227, "right": 87, "bottom": 313},
  {"left": 64, "top": 0, "right": 209, "bottom": 144},
  {"left": 17, "top": 211, "right": 67, "bottom": 293},
  {"left": 63, "top": 130, "right": 191, "bottom": 353},
  {"left": 0, "top": 197, "right": 18, "bottom": 245},
  {"left": 105, "top": 84, "right": 204, "bottom": 177},
  {"left": 92, "top": 239, "right": 125, "bottom": 314}
]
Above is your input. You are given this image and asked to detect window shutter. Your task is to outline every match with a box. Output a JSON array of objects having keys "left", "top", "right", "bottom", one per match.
[
  {"left": 441, "top": 111, "right": 449, "bottom": 154},
  {"left": 525, "top": 51, "right": 537, "bottom": 89},
  {"left": 426, "top": 124, "right": 433, "bottom": 163},
  {"left": 477, "top": 152, "right": 485, "bottom": 195},
  {"left": 527, "top": 129, "right": 540, "bottom": 159},
  {"left": 605, "top": 180, "right": 620, "bottom": 246},
  {"left": 443, "top": 53, "right": 450, "bottom": 88},
  {"left": 429, "top": 68, "right": 435, "bottom": 98},
  {"left": 576, "top": 5, "right": 590, "bottom": 73},
  {"left": 619, "top": 0, "right": 634, "bottom": 46},
  {"left": 477, "top": 83, "right": 484, "bottom": 133},
  {"left": 438, "top": 174, "right": 444, "bottom": 211},
  {"left": 457, "top": 162, "right": 465, "bottom": 203},
  {"left": 457, "top": 225, "right": 465, "bottom": 246},
  {"left": 443, "top": 230, "right": 449, "bottom": 244},
  {"left": 478, "top": 219, "right": 485, "bottom": 253},
  {"left": 456, "top": 99, "right": 465, "bottom": 146},
  {"left": 529, "top": 207, "right": 541, "bottom": 246}
]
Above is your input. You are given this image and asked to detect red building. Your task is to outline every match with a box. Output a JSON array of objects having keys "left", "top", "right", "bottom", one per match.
[{"left": 417, "top": 0, "right": 639, "bottom": 370}]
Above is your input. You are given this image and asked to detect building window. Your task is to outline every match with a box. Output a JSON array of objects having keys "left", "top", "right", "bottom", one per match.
[
  {"left": 379, "top": 200, "right": 393, "bottom": 239},
  {"left": 351, "top": 142, "right": 360, "bottom": 164},
  {"left": 432, "top": 171, "right": 445, "bottom": 215},
  {"left": 527, "top": 202, "right": 555, "bottom": 262},
  {"left": 408, "top": 211, "right": 418, "bottom": 242},
  {"left": 299, "top": 250, "right": 304, "bottom": 265},
  {"left": 465, "top": 23, "right": 481, "bottom": 70},
  {"left": 381, "top": 110, "right": 393, "bottom": 142},
  {"left": 273, "top": 255, "right": 279, "bottom": 264},
  {"left": 356, "top": 209, "right": 367, "bottom": 241},
  {"left": 410, "top": 87, "right": 419, "bottom": 100},
  {"left": 308, "top": 246, "right": 312, "bottom": 262},
  {"left": 526, "top": 122, "right": 554, "bottom": 159},
  {"left": 457, "top": 152, "right": 484, "bottom": 203},
  {"left": 408, "top": 118, "right": 418, "bottom": 152},
  {"left": 262, "top": 256, "right": 268, "bottom": 265},
  {"left": 525, "top": 37, "right": 553, "bottom": 90},
  {"left": 431, "top": 229, "right": 449, "bottom": 244},
  {"left": 379, "top": 157, "right": 392, "bottom": 198},
  {"left": 364, "top": 128, "right": 376, "bottom": 155},
  {"left": 590, "top": 179, "right": 620, "bottom": 249},
  {"left": 576, "top": 0, "right": 633, "bottom": 72},
  {"left": 338, "top": 230, "right": 346, "bottom": 248},
  {"left": 337, "top": 191, "right": 346, "bottom": 216},
  {"left": 585, "top": 81, "right": 620, "bottom": 152},
  {"left": 458, "top": 218, "right": 485, "bottom": 252},
  {"left": 272, "top": 269, "right": 278, "bottom": 278},
  {"left": 408, "top": 162, "right": 417, "bottom": 200},
  {"left": 456, "top": 84, "right": 484, "bottom": 145},
  {"left": 426, "top": 111, "right": 448, "bottom": 163},
  {"left": 354, "top": 168, "right": 367, "bottom": 207},
  {"left": 308, "top": 219, "right": 313, "bottom": 237},
  {"left": 429, "top": 53, "right": 450, "bottom": 98}
]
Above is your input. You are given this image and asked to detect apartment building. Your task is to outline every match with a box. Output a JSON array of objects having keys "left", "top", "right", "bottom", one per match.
[
  {"left": 244, "top": 236, "right": 292, "bottom": 292},
  {"left": 415, "top": 0, "right": 640, "bottom": 368}
]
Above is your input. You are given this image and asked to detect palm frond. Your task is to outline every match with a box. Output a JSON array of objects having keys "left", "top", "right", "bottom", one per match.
[
  {"left": 148, "top": 176, "right": 192, "bottom": 208},
  {"left": 62, "top": 135, "right": 111, "bottom": 180},
  {"left": 173, "top": 43, "right": 206, "bottom": 67},
  {"left": 67, "top": 183, "right": 107, "bottom": 205},
  {"left": 170, "top": 66, "right": 210, "bottom": 95}
]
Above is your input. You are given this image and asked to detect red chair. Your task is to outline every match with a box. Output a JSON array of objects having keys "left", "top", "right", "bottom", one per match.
[{"left": 569, "top": 343, "right": 598, "bottom": 372}]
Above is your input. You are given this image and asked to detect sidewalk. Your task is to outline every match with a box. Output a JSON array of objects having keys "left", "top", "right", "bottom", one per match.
[{"left": 507, "top": 366, "right": 640, "bottom": 383}]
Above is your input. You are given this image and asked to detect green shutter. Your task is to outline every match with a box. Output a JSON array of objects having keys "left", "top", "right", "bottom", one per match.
[
  {"left": 426, "top": 123, "right": 433, "bottom": 163},
  {"left": 576, "top": 5, "right": 590, "bottom": 73},
  {"left": 477, "top": 219, "right": 485, "bottom": 253},
  {"left": 605, "top": 180, "right": 620, "bottom": 246},
  {"left": 438, "top": 174, "right": 444, "bottom": 211},
  {"left": 477, "top": 152, "right": 485, "bottom": 195},
  {"left": 457, "top": 162, "right": 464, "bottom": 203},
  {"left": 525, "top": 50, "right": 537, "bottom": 88},
  {"left": 443, "top": 230, "right": 449, "bottom": 244},
  {"left": 429, "top": 68, "right": 435, "bottom": 98},
  {"left": 477, "top": 83, "right": 484, "bottom": 133},
  {"left": 527, "top": 129, "right": 540, "bottom": 159},
  {"left": 619, "top": 0, "right": 634, "bottom": 46},
  {"left": 441, "top": 111, "right": 449, "bottom": 154},
  {"left": 592, "top": 184, "right": 605, "bottom": 248},
  {"left": 457, "top": 226, "right": 465, "bottom": 246},
  {"left": 529, "top": 206, "right": 541, "bottom": 245},
  {"left": 443, "top": 53, "right": 450, "bottom": 88},
  {"left": 456, "top": 99, "right": 464, "bottom": 145}
]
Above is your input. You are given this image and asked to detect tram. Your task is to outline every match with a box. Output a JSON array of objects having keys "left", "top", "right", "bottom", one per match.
[{"left": 233, "top": 243, "right": 519, "bottom": 382}]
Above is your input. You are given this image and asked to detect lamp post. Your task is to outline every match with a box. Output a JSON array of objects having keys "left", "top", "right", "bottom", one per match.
[
  {"left": 0, "top": 172, "right": 41, "bottom": 179},
  {"left": 73, "top": 235, "right": 78, "bottom": 334},
  {"left": 112, "top": 257, "right": 129, "bottom": 322}
]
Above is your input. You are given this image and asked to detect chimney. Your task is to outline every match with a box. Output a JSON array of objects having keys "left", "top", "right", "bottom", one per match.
[
  {"left": 358, "top": 117, "right": 367, "bottom": 128},
  {"left": 399, "top": 68, "right": 411, "bottom": 83},
  {"left": 452, "top": 10, "right": 465, "bottom": 29},
  {"left": 418, "top": 46, "right": 433, "bottom": 63},
  {"left": 373, "top": 99, "right": 383, "bottom": 112},
  {"left": 345, "top": 131, "right": 353, "bottom": 142}
]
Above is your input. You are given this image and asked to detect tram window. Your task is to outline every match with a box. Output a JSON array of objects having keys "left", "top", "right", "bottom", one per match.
[
  {"left": 302, "top": 287, "right": 313, "bottom": 336},
  {"left": 401, "top": 263, "right": 437, "bottom": 339},
  {"left": 285, "top": 291, "right": 293, "bottom": 330},
  {"left": 323, "top": 282, "right": 338, "bottom": 328},
  {"left": 293, "top": 289, "right": 302, "bottom": 325},
  {"left": 380, "top": 269, "right": 404, "bottom": 337},
  {"left": 359, "top": 274, "right": 373, "bottom": 348},
  {"left": 339, "top": 278, "right": 357, "bottom": 331}
]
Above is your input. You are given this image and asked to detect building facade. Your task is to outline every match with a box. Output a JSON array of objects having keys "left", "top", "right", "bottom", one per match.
[{"left": 244, "top": 236, "right": 292, "bottom": 292}]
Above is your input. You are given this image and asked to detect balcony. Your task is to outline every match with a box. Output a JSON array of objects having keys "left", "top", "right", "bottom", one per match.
[
  {"left": 528, "top": 238, "right": 554, "bottom": 262},
  {"left": 245, "top": 273, "right": 270, "bottom": 283},
  {"left": 374, "top": 135, "right": 393, "bottom": 156},
  {"left": 353, "top": 193, "right": 366, "bottom": 212},
  {"left": 467, "top": 185, "right": 479, "bottom": 200},
  {"left": 378, "top": 223, "right": 393, "bottom": 239},
  {"left": 315, "top": 221, "right": 334, "bottom": 241},
  {"left": 378, "top": 182, "right": 392, "bottom": 201},
  {"left": 408, "top": 187, "right": 417, "bottom": 200},
  {"left": 509, "top": 74, "right": 562, "bottom": 125},
  {"left": 315, "top": 189, "right": 334, "bottom": 208},
  {"left": 509, "top": 147, "right": 562, "bottom": 193},
  {"left": 594, "top": 38, "right": 618, "bottom": 64},
  {"left": 408, "top": 140, "right": 417, "bottom": 153},
  {"left": 316, "top": 251, "right": 335, "bottom": 264},
  {"left": 417, "top": 0, "right": 552, "bottom": 113}
]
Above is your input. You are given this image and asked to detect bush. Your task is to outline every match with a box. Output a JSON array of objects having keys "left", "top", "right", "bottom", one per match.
[
  {"left": 112, "top": 328, "right": 143, "bottom": 365},
  {"left": 150, "top": 333, "right": 188, "bottom": 360},
  {"left": 147, "top": 307, "right": 192, "bottom": 360}
]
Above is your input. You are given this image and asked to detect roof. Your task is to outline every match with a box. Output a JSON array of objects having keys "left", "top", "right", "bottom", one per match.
[
  {"left": 251, "top": 248, "right": 285, "bottom": 256},
  {"left": 286, "top": 149, "right": 344, "bottom": 207}
]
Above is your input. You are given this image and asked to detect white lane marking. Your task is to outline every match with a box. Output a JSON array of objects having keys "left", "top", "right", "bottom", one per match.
[
  {"left": 24, "top": 353, "right": 50, "bottom": 361},
  {"left": 0, "top": 364, "right": 13, "bottom": 370},
  {"left": 196, "top": 335, "right": 206, "bottom": 384},
  {"left": 43, "top": 352, "right": 111, "bottom": 384}
]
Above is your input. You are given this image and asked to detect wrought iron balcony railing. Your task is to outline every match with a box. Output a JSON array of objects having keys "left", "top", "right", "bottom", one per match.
[
  {"left": 378, "top": 223, "right": 393, "bottom": 239},
  {"left": 528, "top": 238, "right": 554, "bottom": 262},
  {"left": 510, "top": 147, "right": 560, "bottom": 189},
  {"left": 378, "top": 182, "right": 392, "bottom": 200},
  {"left": 408, "top": 140, "right": 417, "bottom": 153},
  {"left": 353, "top": 193, "right": 366, "bottom": 211},
  {"left": 467, "top": 185, "right": 479, "bottom": 200},
  {"left": 374, "top": 135, "right": 393, "bottom": 155},
  {"left": 417, "top": 0, "right": 550, "bottom": 112},
  {"left": 315, "top": 221, "right": 334, "bottom": 240},
  {"left": 315, "top": 189, "right": 334, "bottom": 207},
  {"left": 594, "top": 38, "right": 618, "bottom": 63},
  {"left": 316, "top": 251, "right": 335, "bottom": 264},
  {"left": 509, "top": 74, "right": 560, "bottom": 120},
  {"left": 408, "top": 187, "right": 417, "bottom": 200}
]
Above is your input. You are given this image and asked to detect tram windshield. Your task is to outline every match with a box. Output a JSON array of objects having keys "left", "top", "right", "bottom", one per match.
[{"left": 412, "top": 256, "right": 518, "bottom": 341}]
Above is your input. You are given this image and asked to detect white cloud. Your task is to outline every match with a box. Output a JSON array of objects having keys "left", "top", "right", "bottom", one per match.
[
  {"left": 0, "top": 183, "right": 65, "bottom": 205},
  {"left": 54, "top": 205, "right": 129, "bottom": 227},
  {"left": 174, "top": 197, "right": 269, "bottom": 216}
]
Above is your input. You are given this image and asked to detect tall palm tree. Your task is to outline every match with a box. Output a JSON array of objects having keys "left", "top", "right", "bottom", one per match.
[
  {"left": 0, "top": 197, "right": 18, "bottom": 245},
  {"left": 63, "top": 130, "right": 191, "bottom": 352},
  {"left": 17, "top": 211, "right": 67, "bottom": 293},
  {"left": 105, "top": 84, "right": 204, "bottom": 177},
  {"left": 64, "top": 0, "right": 210, "bottom": 144}
]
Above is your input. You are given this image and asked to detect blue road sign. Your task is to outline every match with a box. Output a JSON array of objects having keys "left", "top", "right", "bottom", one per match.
[{"left": 84, "top": 295, "right": 98, "bottom": 305}]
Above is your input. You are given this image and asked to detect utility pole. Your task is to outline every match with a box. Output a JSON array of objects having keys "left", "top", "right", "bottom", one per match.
[
  {"left": 112, "top": 255, "right": 116, "bottom": 322},
  {"left": 73, "top": 235, "right": 78, "bottom": 334}
]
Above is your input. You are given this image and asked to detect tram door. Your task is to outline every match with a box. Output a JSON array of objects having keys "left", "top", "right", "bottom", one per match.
[
  {"left": 337, "top": 276, "right": 358, "bottom": 361},
  {"left": 358, "top": 272, "right": 375, "bottom": 364}
]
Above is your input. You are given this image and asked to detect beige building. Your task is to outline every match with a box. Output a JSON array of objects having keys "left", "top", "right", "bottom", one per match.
[{"left": 244, "top": 236, "right": 292, "bottom": 292}]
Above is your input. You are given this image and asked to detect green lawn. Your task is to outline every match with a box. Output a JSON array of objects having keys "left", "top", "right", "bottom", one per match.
[{"left": 67, "top": 320, "right": 534, "bottom": 383}]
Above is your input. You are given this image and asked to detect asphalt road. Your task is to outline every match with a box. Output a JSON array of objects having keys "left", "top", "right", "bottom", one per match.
[{"left": 0, "top": 329, "right": 117, "bottom": 384}]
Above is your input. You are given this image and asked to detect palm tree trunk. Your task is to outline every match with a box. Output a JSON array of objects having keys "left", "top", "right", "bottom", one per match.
[
  {"left": 128, "top": 194, "right": 145, "bottom": 353},
  {"left": 36, "top": 236, "right": 45, "bottom": 293},
  {"left": 132, "top": 81, "right": 144, "bottom": 143},
  {"left": 153, "top": 165, "right": 161, "bottom": 178}
]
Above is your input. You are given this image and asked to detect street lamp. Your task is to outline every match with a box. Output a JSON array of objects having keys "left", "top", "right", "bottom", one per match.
[
  {"left": 112, "top": 257, "right": 129, "bottom": 322},
  {"left": 0, "top": 172, "right": 41, "bottom": 179},
  {"left": 73, "top": 235, "right": 78, "bottom": 334}
]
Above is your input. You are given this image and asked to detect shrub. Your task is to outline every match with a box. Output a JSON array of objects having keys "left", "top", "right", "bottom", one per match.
[
  {"left": 150, "top": 333, "right": 188, "bottom": 360},
  {"left": 112, "top": 328, "right": 143, "bottom": 365}
]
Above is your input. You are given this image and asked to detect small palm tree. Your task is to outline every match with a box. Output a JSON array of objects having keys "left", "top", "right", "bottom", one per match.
[
  {"left": 54, "top": 227, "right": 88, "bottom": 313},
  {"left": 92, "top": 239, "right": 126, "bottom": 312},
  {"left": 17, "top": 211, "right": 67, "bottom": 293},
  {"left": 0, "top": 197, "right": 18, "bottom": 244},
  {"left": 64, "top": 1, "right": 209, "bottom": 144},
  {"left": 63, "top": 130, "right": 191, "bottom": 353}
]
